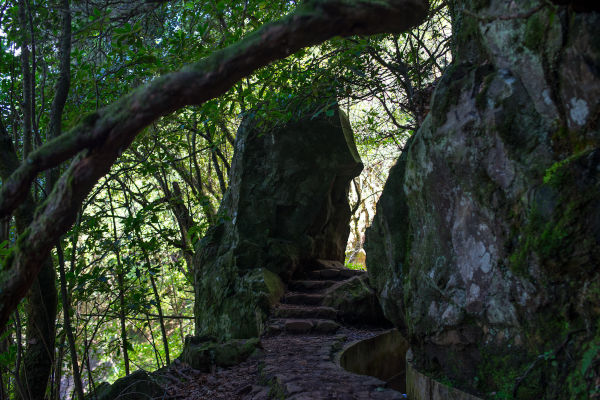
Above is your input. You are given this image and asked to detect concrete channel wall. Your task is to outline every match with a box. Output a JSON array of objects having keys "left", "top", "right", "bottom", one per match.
[
  {"left": 406, "top": 350, "right": 483, "bottom": 400},
  {"left": 338, "top": 329, "right": 483, "bottom": 400}
]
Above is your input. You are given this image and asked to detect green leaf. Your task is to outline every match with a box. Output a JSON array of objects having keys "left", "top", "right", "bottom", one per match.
[{"left": 581, "top": 344, "right": 599, "bottom": 376}]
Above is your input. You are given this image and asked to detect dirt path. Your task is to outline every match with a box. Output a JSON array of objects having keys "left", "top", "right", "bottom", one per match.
[{"left": 164, "top": 262, "right": 404, "bottom": 399}]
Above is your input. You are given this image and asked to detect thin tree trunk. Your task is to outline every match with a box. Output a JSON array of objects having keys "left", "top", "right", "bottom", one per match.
[
  {"left": 15, "top": 0, "right": 72, "bottom": 396},
  {"left": 13, "top": 312, "right": 25, "bottom": 400},
  {"left": 52, "top": 332, "right": 66, "bottom": 400},
  {"left": 0, "top": 215, "right": 8, "bottom": 400},
  {"left": 26, "top": 0, "right": 38, "bottom": 148},
  {"left": 14, "top": 195, "right": 57, "bottom": 400},
  {"left": 0, "top": 129, "right": 57, "bottom": 400},
  {"left": 47, "top": 0, "right": 71, "bottom": 145},
  {"left": 152, "top": 170, "right": 195, "bottom": 278},
  {"left": 82, "top": 334, "right": 96, "bottom": 396},
  {"left": 116, "top": 259, "right": 129, "bottom": 375},
  {"left": 149, "top": 274, "right": 170, "bottom": 365},
  {"left": 143, "top": 312, "right": 162, "bottom": 368},
  {"left": 201, "top": 126, "right": 228, "bottom": 195},
  {"left": 168, "top": 273, "right": 186, "bottom": 344},
  {"left": 18, "top": 257, "right": 57, "bottom": 400},
  {"left": 56, "top": 241, "right": 84, "bottom": 399},
  {"left": 107, "top": 189, "right": 130, "bottom": 375},
  {"left": 17, "top": 0, "right": 32, "bottom": 159},
  {"left": 120, "top": 178, "right": 171, "bottom": 366},
  {"left": 0, "top": 218, "right": 8, "bottom": 246},
  {"left": 8, "top": 52, "right": 18, "bottom": 146},
  {"left": 0, "top": 333, "right": 7, "bottom": 400}
]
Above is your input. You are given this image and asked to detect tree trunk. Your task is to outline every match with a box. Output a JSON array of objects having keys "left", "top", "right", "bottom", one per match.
[
  {"left": 107, "top": 189, "right": 130, "bottom": 376},
  {"left": 52, "top": 332, "right": 65, "bottom": 400},
  {"left": 56, "top": 242, "right": 84, "bottom": 399},
  {"left": 121, "top": 178, "right": 171, "bottom": 366},
  {"left": 17, "top": 0, "right": 32, "bottom": 159},
  {"left": 13, "top": 312, "right": 25, "bottom": 400},
  {"left": 149, "top": 274, "right": 170, "bottom": 365},
  {"left": 18, "top": 258, "right": 56, "bottom": 400},
  {"left": 14, "top": 0, "right": 72, "bottom": 396},
  {"left": 0, "top": 326, "right": 7, "bottom": 400}
]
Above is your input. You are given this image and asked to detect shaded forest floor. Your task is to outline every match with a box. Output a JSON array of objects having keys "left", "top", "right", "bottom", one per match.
[
  {"left": 163, "top": 327, "right": 403, "bottom": 400},
  {"left": 161, "top": 261, "right": 404, "bottom": 399}
]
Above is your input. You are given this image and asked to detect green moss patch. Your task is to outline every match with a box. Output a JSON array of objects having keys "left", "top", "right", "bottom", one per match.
[
  {"left": 509, "top": 148, "right": 598, "bottom": 278},
  {"left": 262, "top": 268, "right": 284, "bottom": 306},
  {"left": 179, "top": 336, "right": 261, "bottom": 372}
]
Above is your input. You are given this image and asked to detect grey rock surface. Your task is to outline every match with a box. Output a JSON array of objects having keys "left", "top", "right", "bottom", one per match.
[
  {"left": 93, "top": 370, "right": 164, "bottom": 400},
  {"left": 179, "top": 336, "right": 262, "bottom": 372},
  {"left": 322, "top": 274, "right": 389, "bottom": 326},
  {"left": 366, "top": 2, "right": 600, "bottom": 398},
  {"left": 194, "top": 102, "right": 362, "bottom": 339}
]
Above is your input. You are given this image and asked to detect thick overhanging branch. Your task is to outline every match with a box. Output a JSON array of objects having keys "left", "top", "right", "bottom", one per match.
[{"left": 0, "top": 0, "right": 428, "bottom": 331}]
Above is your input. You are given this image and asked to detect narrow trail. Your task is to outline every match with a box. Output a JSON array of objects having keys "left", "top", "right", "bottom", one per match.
[{"left": 165, "top": 261, "right": 404, "bottom": 399}]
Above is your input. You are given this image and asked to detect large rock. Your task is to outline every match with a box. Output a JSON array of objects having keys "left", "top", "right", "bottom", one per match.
[
  {"left": 92, "top": 370, "right": 163, "bottom": 400},
  {"left": 322, "top": 275, "right": 389, "bottom": 326},
  {"left": 195, "top": 103, "right": 363, "bottom": 339},
  {"left": 179, "top": 336, "right": 261, "bottom": 371},
  {"left": 366, "top": 2, "right": 600, "bottom": 398}
]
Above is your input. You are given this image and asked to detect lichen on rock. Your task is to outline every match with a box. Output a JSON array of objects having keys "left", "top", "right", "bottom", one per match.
[
  {"left": 365, "top": 1, "right": 600, "bottom": 398},
  {"left": 194, "top": 97, "right": 363, "bottom": 340}
]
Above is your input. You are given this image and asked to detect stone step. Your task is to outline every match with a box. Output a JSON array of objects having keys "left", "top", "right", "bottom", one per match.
[
  {"left": 311, "top": 319, "right": 340, "bottom": 333},
  {"left": 273, "top": 305, "right": 338, "bottom": 319},
  {"left": 267, "top": 318, "right": 341, "bottom": 335},
  {"left": 339, "top": 268, "right": 367, "bottom": 279},
  {"left": 284, "top": 319, "right": 314, "bottom": 334},
  {"left": 307, "top": 269, "right": 342, "bottom": 280},
  {"left": 307, "top": 268, "right": 365, "bottom": 280},
  {"left": 304, "top": 259, "right": 345, "bottom": 271},
  {"left": 282, "top": 293, "right": 325, "bottom": 306},
  {"left": 288, "top": 280, "right": 338, "bottom": 292}
]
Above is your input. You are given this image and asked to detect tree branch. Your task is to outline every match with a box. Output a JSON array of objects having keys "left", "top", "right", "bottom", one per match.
[{"left": 0, "top": 0, "right": 427, "bottom": 219}]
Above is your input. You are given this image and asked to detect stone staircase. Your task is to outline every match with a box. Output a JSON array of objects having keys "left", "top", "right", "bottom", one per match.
[
  {"left": 266, "top": 259, "right": 365, "bottom": 335},
  {"left": 254, "top": 260, "right": 404, "bottom": 399}
]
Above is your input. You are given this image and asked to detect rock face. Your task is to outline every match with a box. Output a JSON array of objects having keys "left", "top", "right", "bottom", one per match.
[
  {"left": 194, "top": 104, "right": 363, "bottom": 339},
  {"left": 322, "top": 274, "right": 389, "bottom": 326},
  {"left": 366, "top": 1, "right": 600, "bottom": 398},
  {"left": 93, "top": 370, "right": 163, "bottom": 400},
  {"left": 179, "top": 336, "right": 261, "bottom": 371}
]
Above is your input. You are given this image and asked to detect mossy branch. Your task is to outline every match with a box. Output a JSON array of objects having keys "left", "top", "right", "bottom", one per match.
[{"left": 0, "top": 0, "right": 427, "bottom": 219}]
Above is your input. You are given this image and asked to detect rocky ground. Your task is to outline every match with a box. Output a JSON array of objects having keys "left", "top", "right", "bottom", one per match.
[{"left": 163, "top": 261, "right": 405, "bottom": 400}]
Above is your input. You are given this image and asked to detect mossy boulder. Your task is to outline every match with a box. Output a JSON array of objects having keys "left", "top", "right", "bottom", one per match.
[
  {"left": 322, "top": 275, "right": 389, "bottom": 326},
  {"left": 365, "top": 2, "right": 600, "bottom": 398},
  {"left": 93, "top": 370, "right": 163, "bottom": 400},
  {"left": 179, "top": 336, "right": 262, "bottom": 372},
  {"left": 194, "top": 99, "right": 362, "bottom": 340}
]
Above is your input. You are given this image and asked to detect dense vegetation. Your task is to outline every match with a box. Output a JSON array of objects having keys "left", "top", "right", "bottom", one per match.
[{"left": 0, "top": 0, "right": 449, "bottom": 398}]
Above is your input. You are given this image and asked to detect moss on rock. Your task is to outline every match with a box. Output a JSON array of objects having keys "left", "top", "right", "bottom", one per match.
[
  {"left": 322, "top": 275, "right": 389, "bottom": 326},
  {"left": 179, "top": 336, "right": 261, "bottom": 372},
  {"left": 194, "top": 98, "right": 362, "bottom": 340},
  {"left": 364, "top": 2, "right": 600, "bottom": 398},
  {"left": 92, "top": 370, "right": 163, "bottom": 400},
  {"left": 263, "top": 268, "right": 285, "bottom": 306}
]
